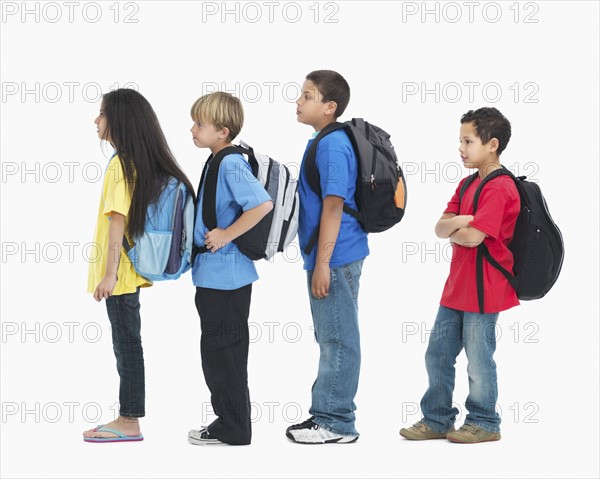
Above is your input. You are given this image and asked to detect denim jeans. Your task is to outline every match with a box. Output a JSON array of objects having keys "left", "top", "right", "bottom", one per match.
[
  {"left": 106, "top": 287, "right": 145, "bottom": 418},
  {"left": 420, "top": 305, "right": 500, "bottom": 433},
  {"left": 307, "top": 258, "right": 364, "bottom": 436}
]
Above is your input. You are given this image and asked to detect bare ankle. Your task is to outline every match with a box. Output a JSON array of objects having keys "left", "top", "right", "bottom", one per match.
[{"left": 117, "top": 416, "right": 140, "bottom": 424}]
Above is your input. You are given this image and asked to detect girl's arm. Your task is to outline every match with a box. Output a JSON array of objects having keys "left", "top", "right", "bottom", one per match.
[
  {"left": 93, "top": 211, "right": 125, "bottom": 302},
  {"left": 203, "top": 200, "right": 273, "bottom": 253},
  {"left": 435, "top": 213, "right": 475, "bottom": 238}
]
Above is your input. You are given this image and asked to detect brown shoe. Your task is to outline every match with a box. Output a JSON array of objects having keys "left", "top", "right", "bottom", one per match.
[
  {"left": 446, "top": 424, "right": 501, "bottom": 443},
  {"left": 399, "top": 421, "right": 455, "bottom": 440}
]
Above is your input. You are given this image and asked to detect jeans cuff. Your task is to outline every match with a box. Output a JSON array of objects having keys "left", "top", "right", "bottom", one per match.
[
  {"left": 422, "top": 418, "right": 452, "bottom": 434},
  {"left": 120, "top": 411, "right": 145, "bottom": 418},
  {"left": 312, "top": 417, "right": 358, "bottom": 437},
  {"left": 465, "top": 420, "right": 500, "bottom": 433}
]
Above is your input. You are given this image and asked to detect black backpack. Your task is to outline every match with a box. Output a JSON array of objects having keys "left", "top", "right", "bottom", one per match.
[
  {"left": 459, "top": 166, "right": 564, "bottom": 313},
  {"left": 193, "top": 145, "right": 299, "bottom": 261},
  {"left": 302, "top": 118, "right": 407, "bottom": 254}
]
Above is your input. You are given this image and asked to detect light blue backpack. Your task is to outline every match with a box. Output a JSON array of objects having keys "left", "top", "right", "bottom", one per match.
[{"left": 123, "top": 177, "right": 194, "bottom": 281}]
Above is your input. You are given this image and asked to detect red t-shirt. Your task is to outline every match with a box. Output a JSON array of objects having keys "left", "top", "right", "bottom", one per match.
[{"left": 440, "top": 175, "right": 520, "bottom": 313}]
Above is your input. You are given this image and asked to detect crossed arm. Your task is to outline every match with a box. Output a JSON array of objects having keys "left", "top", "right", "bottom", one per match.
[{"left": 435, "top": 212, "right": 487, "bottom": 247}]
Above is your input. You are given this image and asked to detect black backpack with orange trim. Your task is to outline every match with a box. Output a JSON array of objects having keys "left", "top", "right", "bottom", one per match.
[{"left": 302, "top": 118, "right": 407, "bottom": 254}]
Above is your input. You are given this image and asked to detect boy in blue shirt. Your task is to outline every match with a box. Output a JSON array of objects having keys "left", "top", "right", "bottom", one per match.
[
  {"left": 286, "top": 70, "right": 369, "bottom": 444},
  {"left": 187, "top": 92, "right": 273, "bottom": 446}
]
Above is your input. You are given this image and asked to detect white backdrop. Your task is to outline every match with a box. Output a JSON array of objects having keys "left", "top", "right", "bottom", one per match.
[{"left": 1, "top": 1, "right": 598, "bottom": 478}]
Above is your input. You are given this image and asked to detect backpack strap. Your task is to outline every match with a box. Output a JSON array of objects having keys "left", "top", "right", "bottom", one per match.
[
  {"left": 122, "top": 235, "right": 132, "bottom": 252},
  {"left": 458, "top": 171, "right": 479, "bottom": 206},
  {"left": 191, "top": 155, "right": 214, "bottom": 260},
  {"left": 471, "top": 166, "right": 516, "bottom": 213},
  {"left": 238, "top": 140, "right": 260, "bottom": 178},
  {"left": 191, "top": 145, "right": 249, "bottom": 260},
  {"left": 465, "top": 166, "right": 518, "bottom": 313},
  {"left": 304, "top": 122, "right": 346, "bottom": 198},
  {"left": 302, "top": 122, "right": 353, "bottom": 255}
]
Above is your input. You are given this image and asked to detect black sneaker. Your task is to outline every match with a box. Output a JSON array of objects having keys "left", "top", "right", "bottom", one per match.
[
  {"left": 286, "top": 417, "right": 358, "bottom": 444},
  {"left": 188, "top": 427, "right": 225, "bottom": 445}
]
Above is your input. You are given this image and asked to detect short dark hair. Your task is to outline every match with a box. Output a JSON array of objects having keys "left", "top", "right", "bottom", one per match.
[
  {"left": 306, "top": 70, "right": 350, "bottom": 118},
  {"left": 461, "top": 107, "right": 512, "bottom": 155}
]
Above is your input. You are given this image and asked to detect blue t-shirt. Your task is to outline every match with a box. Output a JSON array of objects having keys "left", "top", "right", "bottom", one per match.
[
  {"left": 298, "top": 129, "right": 369, "bottom": 271},
  {"left": 193, "top": 153, "right": 271, "bottom": 290}
]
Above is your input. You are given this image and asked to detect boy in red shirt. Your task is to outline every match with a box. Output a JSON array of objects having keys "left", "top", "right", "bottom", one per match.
[{"left": 400, "top": 107, "right": 520, "bottom": 443}]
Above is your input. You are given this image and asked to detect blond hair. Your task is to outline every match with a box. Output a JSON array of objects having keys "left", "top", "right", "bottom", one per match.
[{"left": 190, "top": 92, "right": 244, "bottom": 141}]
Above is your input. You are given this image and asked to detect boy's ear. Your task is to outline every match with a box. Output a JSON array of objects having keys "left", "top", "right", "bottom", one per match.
[
  {"left": 325, "top": 100, "right": 338, "bottom": 118},
  {"left": 488, "top": 137, "right": 499, "bottom": 153},
  {"left": 219, "top": 126, "right": 231, "bottom": 140}
]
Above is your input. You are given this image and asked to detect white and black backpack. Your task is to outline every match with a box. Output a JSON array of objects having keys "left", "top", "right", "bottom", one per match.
[{"left": 193, "top": 143, "right": 299, "bottom": 261}]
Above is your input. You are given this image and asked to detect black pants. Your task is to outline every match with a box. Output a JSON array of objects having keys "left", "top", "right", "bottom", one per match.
[{"left": 195, "top": 285, "right": 252, "bottom": 445}]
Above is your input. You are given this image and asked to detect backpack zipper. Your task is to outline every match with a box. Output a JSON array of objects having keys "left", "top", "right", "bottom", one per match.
[
  {"left": 370, "top": 145, "right": 377, "bottom": 191},
  {"left": 281, "top": 165, "right": 290, "bottom": 205}
]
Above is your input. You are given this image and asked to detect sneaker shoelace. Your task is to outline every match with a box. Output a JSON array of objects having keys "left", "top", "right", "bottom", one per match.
[
  {"left": 460, "top": 424, "right": 479, "bottom": 434},
  {"left": 289, "top": 417, "right": 318, "bottom": 430},
  {"left": 414, "top": 421, "right": 428, "bottom": 431}
]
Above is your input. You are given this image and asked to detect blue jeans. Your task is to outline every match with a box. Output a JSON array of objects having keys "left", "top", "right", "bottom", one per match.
[
  {"left": 307, "top": 259, "right": 364, "bottom": 436},
  {"left": 106, "top": 287, "right": 145, "bottom": 418},
  {"left": 421, "top": 306, "right": 500, "bottom": 433}
]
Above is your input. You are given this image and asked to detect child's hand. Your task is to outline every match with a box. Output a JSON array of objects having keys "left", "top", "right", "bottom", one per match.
[
  {"left": 311, "top": 263, "right": 331, "bottom": 299},
  {"left": 204, "top": 228, "right": 231, "bottom": 253},
  {"left": 461, "top": 215, "right": 475, "bottom": 227},
  {"left": 94, "top": 274, "right": 117, "bottom": 302},
  {"left": 453, "top": 214, "right": 475, "bottom": 231}
]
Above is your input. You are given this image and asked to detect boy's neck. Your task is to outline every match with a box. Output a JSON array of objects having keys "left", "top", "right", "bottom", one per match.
[
  {"left": 477, "top": 159, "right": 502, "bottom": 179},
  {"left": 311, "top": 118, "right": 338, "bottom": 133},
  {"left": 210, "top": 142, "right": 233, "bottom": 155}
]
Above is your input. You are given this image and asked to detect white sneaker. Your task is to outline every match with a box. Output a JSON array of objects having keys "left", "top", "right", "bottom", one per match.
[
  {"left": 286, "top": 417, "right": 358, "bottom": 444},
  {"left": 188, "top": 427, "right": 225, "bottom": 445}
]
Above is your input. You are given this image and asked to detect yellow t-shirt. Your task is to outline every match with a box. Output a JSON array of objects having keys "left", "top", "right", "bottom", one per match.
[{"left": 87, "top": 154, "right": 152, "bottom": 295}]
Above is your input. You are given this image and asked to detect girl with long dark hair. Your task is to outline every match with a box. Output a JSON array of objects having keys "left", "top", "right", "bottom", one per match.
[{"left": 83, "top": 89, "right": 193, "bottom": 442}]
